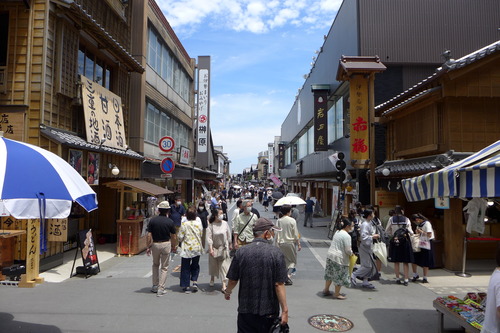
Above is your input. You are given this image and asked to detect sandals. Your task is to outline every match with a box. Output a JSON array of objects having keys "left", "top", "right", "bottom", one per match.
[
  {"left": 322, "top": 290, "right": 333, "bottom": 296},
  {"left": 333, "top": 294, "right": 347, "bottom": 300}
]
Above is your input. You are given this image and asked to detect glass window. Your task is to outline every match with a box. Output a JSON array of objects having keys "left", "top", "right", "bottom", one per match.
[
  {"left": 105, "top": 68, "right": 111, "bottom": 90},
  {"left": 77, "top": 49, "right": 85, "bottom": 76},
  {"left": 335, "top": 98, "right": 343, "bottom": 140},
  {"left": 298, "top": 132, "right": 308, "bottom": 159},
  {"left": 95, "top": 61, "right": 103, "bottom": 86},
  {"left": 308, "top": 127, "right": 314, "bottom": 154},
  {"left": 0, "top": 13, "right": 8, "bottom": 66},
  {"left": 85, "top": 54, "right": 94, "bottom": 80},
  {"left": 327, "top": 104, "right": 335, "bottom": 144}
]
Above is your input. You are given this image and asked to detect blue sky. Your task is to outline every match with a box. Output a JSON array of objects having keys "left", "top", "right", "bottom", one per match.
[{"left": 157, "top": 0, "right": 342, "bottom": 174}]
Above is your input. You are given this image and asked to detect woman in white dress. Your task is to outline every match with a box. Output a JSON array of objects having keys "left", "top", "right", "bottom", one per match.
[{"left": 207, "top": 208, "right": 232, "bottom": 292}]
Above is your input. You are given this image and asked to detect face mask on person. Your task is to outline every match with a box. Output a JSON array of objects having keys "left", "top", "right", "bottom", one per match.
[
  {"left": 218, "top": 214, "right": 224, "bottom": 220},
  {"left": 246, "top": 206, "right": 252, "bottom": 213},
  {"left": 176, "top": 201, "right": 181, "bottom": 206},
  {"left": 198, "top": 206, "right": 204, "bottom": 211}
]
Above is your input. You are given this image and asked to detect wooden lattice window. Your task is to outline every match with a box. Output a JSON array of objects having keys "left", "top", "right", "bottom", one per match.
[{"left": 55, "top": 19, "right": 79, "bottom": 97}]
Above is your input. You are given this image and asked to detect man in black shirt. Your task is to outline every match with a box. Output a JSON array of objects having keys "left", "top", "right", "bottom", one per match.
[
  {"left": 224, "top": 218, "right": 288, "bottom": 333},
  {"left": 146, "top": 201, "right": 177, "bottom": 297}
]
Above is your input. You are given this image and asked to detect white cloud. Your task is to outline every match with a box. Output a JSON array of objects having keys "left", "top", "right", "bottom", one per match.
[{"left": 156, "top": 0, "right": 341, "bottom": 34}]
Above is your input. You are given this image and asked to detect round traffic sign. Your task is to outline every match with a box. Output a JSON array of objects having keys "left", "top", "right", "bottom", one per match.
[
  {"left": 159, "top": 136, "right": 175, "bottom": 152},
  {"left": 160, "top": 158, "right": 175, "bottom": 174}
]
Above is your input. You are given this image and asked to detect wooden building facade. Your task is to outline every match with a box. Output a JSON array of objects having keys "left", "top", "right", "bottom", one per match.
[
  {"left": 376, "top": 41, "right": 500, "bottom": 270},
  {"left": 0, "top": 0, "right": 145, "bottom": 270}
]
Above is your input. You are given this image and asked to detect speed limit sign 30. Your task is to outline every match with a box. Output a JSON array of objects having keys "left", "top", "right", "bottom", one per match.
[{"left": 159, "top": 136, "right": 175, "bottom": 152}]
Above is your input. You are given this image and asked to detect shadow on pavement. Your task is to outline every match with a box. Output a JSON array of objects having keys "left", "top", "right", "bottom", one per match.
[
  {"left": 0, "top": 313, "right": 62, "bottom": 333},
  {"left": 364, "top": 308, "right": 467, "bottom": 333}
]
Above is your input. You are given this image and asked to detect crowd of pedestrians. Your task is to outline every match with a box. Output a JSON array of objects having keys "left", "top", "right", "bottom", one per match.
[{"left": 144, "top": 186, "right": 442, "bottom": 332}]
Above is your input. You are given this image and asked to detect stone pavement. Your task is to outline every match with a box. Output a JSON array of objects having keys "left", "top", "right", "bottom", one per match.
[{"left": 0, "top": 200, "right": 494, "bottom": 333}]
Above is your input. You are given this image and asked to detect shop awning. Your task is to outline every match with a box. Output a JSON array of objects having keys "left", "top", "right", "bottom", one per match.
[
  {"left": 402, "top": 140, "right": 500, "bottom": 201},
  {"left": 104, "top": 180, "right": 173, "bottom": 195}
]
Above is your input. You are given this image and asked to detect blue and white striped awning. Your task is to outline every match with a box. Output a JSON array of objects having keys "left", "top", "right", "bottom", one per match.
[{"left": 402, "top": 140, "right": 500, "bottom": 201}]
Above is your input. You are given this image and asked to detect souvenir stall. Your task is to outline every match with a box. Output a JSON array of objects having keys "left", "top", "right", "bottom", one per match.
[
  {"left": 402, "top": 140, "right": 500, "bottom": 331},
  {"left": 103, "top": 180, "right": 173, "bottom": 256}
]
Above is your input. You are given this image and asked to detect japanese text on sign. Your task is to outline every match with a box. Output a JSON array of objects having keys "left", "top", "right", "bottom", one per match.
[
  {"left": 313, "top": 92, "right": 329, "bottom": 151},
  {"left": 349, "top": 75, "right": 369, "bottom": 163},
  {"left": 197, "top": 69, "right": 209, "bottom": 153},
  {"left": 81, "top": 75, "right": 126, "bottom": 150}
]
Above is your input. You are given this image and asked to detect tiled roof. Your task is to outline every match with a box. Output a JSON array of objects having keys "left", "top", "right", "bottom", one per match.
[
  {"left": 374, "top": 151, "right": 471, "bottom": 177},
  {"left": 376, "top": 39, "right": 500, "bottom": 115},
  {"left": 40, "top": 125, "right": 144, "bottom": 159}
]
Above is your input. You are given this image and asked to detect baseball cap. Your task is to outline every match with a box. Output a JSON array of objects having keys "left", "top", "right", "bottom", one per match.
[
  {"left": 157, "top": 201, "right": 171, "bottom": 209},
  {"left": 253, "top": 218, "right": 282, "bottom": 232}
]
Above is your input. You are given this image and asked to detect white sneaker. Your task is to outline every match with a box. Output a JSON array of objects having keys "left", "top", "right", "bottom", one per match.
[{"left": 156, "top": 289, "right": 167, "bottom": 297}]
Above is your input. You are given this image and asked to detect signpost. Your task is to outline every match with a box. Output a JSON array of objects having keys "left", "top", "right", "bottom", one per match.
[{"left": 159, "top": 136, "right": 175, "bottom": 174}]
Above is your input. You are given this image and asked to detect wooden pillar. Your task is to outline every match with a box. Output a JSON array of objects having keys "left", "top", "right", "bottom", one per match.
[
  {"left": 443, "top": 198, "right": 464, "bottom": 271},
  {"left": 19, "top": 219, "right": 44, "bottom": 288}
]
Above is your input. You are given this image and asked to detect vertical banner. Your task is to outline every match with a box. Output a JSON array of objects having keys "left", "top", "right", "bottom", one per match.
[
  {"left": 268, "top": 144, "right": 274, "bottom": 175},
  {"left": 197, "top": 56, "right": 211, "bottom": 168},
  {"left": 312, "top": 86, "right": 329, "bottom": 151},
  {"left": 81, "top": 75, "right": 126, "bottom": 150},
  {"left": 278, "top": 143, "right": 285, "bottom": 169},
  {"left": 197, "top": 69, "right": 209, "bottom": 153},
  {"left": 349, "top": 75, "right": 370, "bottom": 166},
  {"left": 25, "top": 219, "right": 40, "bottom": 282}
]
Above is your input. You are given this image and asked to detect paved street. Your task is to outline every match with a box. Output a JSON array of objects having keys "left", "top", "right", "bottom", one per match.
[{"left": 0, "top": 201, "right": 493, "bottom": 333}]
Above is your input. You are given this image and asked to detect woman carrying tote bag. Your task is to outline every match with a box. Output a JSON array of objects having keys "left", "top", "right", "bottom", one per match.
[{"left": 410, "top": 213, "right": 435, "bottom": 283}]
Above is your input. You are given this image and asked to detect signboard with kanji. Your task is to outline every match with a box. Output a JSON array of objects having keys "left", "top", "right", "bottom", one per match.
[
  {"left": 0, "top": 111, "right": 25, "bottom": 141},
  {"left": 312, "top": 88, "right": 329, "bottom": 151},
  {"left": 349, "top": 75, "right": 370, "bottom": 167},
  {"left": 81, "top": 75, "right": 126, "bottom": 150},
  {"left": 197, "top": 69, "right": 209, "bottom": 153}
]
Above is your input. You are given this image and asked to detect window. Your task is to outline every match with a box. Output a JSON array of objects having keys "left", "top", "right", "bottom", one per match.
[
  {"left": 297, "top": 132, "right": 308, "bottom": 159},
  {"left": 0, "top": 12, "right": 8, "bottom": 67},
  {"left": 145, "top": 101, "right": 189, "bottom": 149},
  {"left": 147, "top": 25, "right": 191, "bottom": 104},
  {"left": 78, "top": 46, "right": 112, "bottom": 89},
  {"left": 327, "top": 96, "right": 344, "bottom": 143}
]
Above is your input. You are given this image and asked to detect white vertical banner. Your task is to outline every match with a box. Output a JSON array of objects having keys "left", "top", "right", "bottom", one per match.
[
  {"left": 197, "top": 69, "right": 209, "bottom": 153},
  {"left": 268, "top": 145, "right": 274, "bottom": 175}
]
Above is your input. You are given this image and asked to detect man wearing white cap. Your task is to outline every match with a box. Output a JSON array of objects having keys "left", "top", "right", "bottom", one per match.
[
  {"left": 224, "top": 218, "right": 289, "bottom": 332},
  {"left": 146, "top": 201, "right": 177, "bottom": 297}
]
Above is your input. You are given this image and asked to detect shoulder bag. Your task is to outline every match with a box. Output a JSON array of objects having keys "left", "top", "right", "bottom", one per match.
[
  {"left": 210, "top": 224, "right": 226, "bottom": 259},
  {"left": 237, "top": 213, "right": 255, "bottom": 243}
]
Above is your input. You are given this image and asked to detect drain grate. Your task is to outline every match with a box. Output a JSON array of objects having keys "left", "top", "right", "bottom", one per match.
[
  {"left": 308, "top": 314, "right": 354, "bottom": 332},
  {"left": 308, "top": 241, "right": 330, "bottom": 248}
]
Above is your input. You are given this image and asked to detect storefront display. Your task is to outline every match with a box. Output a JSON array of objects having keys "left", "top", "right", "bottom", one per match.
[{"left": 434, "top": 293, "right": 486, "bottom": 332}]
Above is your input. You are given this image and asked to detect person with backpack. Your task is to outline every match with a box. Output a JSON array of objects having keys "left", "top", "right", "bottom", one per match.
[
  {"left": 410, "top": 213, "right": 435, "bottom": 283},
  {"left": 351, "top": 209, "right": 380, "bottom": 289},
  {"left": 385, "top": 205, "right": 414, "bottom": 286}
]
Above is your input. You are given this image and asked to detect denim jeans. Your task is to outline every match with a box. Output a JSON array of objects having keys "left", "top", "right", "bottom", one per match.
[{"left": 180, "top": 256, "right": 200, "bottom": 287}]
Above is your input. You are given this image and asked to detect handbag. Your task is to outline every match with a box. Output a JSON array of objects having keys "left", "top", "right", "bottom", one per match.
[
  {"left": 212, "top": 246, "right": 225, "bottom": 259},
  {"left": 410, "top": 234, "right": 421, "bottom": 252},
  {"left": 269, "top": 317, "right": 289, "bottom": 333},
  {"left": 418, "top": 234, "right": 431, "bottom": 250},
  {"left": 349, "top": 254, "right": 358, "bottom": 275},
  {"left": 373, "top": 241, "right": 388, "bottom": 266}
]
